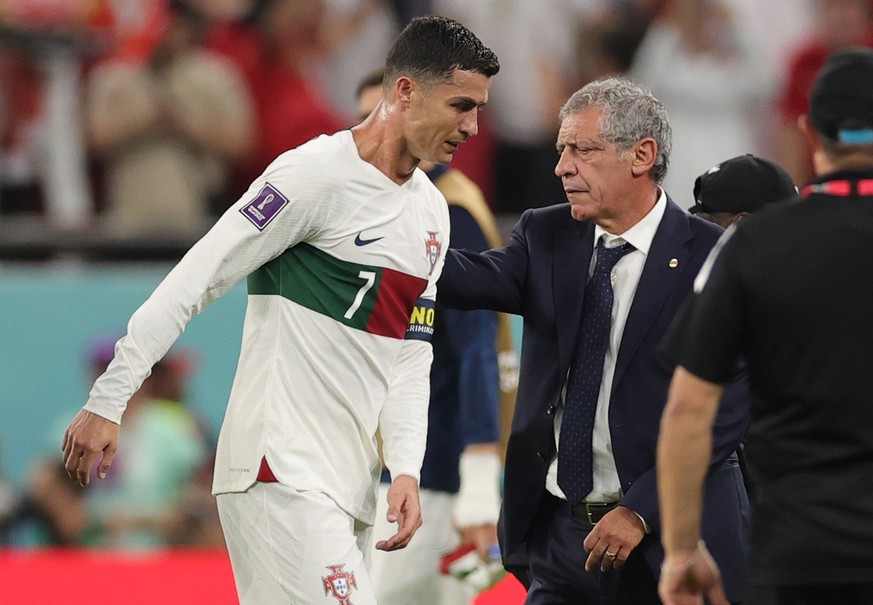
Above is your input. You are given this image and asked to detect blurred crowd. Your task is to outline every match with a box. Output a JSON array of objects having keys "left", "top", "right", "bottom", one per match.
[
  {"left": 1, "top": 0, "right": 871, "bottom": 240},
  {"left": 0, "top": 334, "right": 221, "bottom": 549}
]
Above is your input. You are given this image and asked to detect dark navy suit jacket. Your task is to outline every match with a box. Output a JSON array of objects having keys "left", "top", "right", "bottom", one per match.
[{"left": 438, "top": 199, "right": 750, "bottom": 601}]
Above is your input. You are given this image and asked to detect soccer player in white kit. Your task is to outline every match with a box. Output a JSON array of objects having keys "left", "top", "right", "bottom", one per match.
[{"left": 60, "top": 16, "right": 499, "bottom": 605}]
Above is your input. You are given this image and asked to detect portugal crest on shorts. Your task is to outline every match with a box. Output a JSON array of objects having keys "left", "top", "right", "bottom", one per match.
[
  {"left": 322, "top": 564, "right": 357, "bottom": 604},
  {"left": 425, "top": 231, "right": 442, "bottom": 275}
]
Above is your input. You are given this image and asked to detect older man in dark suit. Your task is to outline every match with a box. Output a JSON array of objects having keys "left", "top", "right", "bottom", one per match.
[{"left": 437, "top": 77, "right": 749, "bottom": 604}]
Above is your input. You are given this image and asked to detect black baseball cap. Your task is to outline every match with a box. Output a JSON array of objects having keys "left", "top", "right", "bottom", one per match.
[
  {"left": 689, "top": 154, "right": 797, "bottom": 215},
  {"left": 809, "top": 47, "right": 873, "bottom": 144}
]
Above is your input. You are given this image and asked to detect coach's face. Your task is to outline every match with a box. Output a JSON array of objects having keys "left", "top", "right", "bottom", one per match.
[
  {"left": 555, "top": 108, "right": 651, "bottom": 229},
  {"left": 404, "top": 69, "right": 490, "bottom": 165}
]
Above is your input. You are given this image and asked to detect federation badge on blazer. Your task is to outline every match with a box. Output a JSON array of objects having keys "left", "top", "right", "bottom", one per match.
[
  {"left": 322, "top": 564, "right": 357, "bottom": 604},
  {"left": 425, "top": 231, "right": 442, "bottom": 275}
]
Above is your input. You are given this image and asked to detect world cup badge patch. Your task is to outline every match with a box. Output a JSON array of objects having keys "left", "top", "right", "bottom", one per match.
[
  {"left": 322, "top": 564, "right": 357, "bottom": 604},
  {"left": 240, "top": 182, "right": 289, "bottom": 231},
  {"left": 425, "top": 231, "right": 442, "bottom": 275}
]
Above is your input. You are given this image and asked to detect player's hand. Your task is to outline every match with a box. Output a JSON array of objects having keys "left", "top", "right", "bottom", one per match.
[
  {"left": 459, "top": 523, "right": 498, "bottom": 561},
  {"left": 659, "top": 542, "right": 729, "bottom": 605},
  {"left": 375, "top": 474, "right": 422, "bottom": 551},
  {"left": 62, "top": 409, "right": 119, "bottom": 487},
  {"left": 582, "top": 505, "right": 646, "bottom": 572}
]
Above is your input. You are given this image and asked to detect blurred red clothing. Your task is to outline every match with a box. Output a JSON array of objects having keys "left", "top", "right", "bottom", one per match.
[
  {"left": 207, "top": 21, "right": 344, "bottom": 197},
  {"left": 779, "top": 31, "right": 873, "bottom": 123}
]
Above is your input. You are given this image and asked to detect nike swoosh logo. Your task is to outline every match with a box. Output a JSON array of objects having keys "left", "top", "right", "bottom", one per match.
[{"left": 354, "top": 232, "right": 384, "bottom": 246}]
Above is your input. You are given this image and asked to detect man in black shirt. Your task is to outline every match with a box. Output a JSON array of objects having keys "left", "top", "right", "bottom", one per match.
[{"left": 656, "top": 48, "right": 873, "bottom": 605}]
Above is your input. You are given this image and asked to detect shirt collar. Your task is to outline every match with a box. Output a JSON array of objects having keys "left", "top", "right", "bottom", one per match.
[{"left": 593, "top": 188, "right": 667, "bottom": 255}]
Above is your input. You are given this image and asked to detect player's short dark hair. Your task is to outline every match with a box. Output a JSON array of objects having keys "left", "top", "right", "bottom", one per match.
[{"left": 383, "top": 15, "right": 499, "bottom": 88}]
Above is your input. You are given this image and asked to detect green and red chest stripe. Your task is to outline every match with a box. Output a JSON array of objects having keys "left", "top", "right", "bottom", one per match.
[{"left": 247, "top": 243, "right": 428, "bottom": 339}]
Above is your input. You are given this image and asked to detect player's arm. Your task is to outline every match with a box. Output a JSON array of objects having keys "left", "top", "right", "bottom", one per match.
[
  {"left": 377, "top": 204, "right": 449, "bottom": 550},
  {"left": 63, "top": 159, "right": 329, "bottom": 486},
  {"left": 376, "top": 336, "right": 432, "bottom": 551}
]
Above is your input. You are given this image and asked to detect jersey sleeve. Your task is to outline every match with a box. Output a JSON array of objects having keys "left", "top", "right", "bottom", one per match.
[
  {"left": 83, "top": 149, "right": 337, "bottom": 424},
  {"left": 378, "top": 339, "right": 434, "bottom": 482},
  {"left": 378, "top": 187, "right": 450, "bottom": 481}
]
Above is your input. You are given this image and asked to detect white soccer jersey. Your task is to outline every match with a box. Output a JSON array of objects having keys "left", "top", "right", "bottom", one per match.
[{"left": 83, "top": 130, "right": 450, "bottom": 523}]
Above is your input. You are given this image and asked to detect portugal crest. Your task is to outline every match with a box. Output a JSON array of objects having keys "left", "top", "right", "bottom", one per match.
[
  {"left": 425, "top": 231, "right": 442, "bottom": 275},
  {"left": 322, "top": 564, "right": 357, "bottom": 604}
]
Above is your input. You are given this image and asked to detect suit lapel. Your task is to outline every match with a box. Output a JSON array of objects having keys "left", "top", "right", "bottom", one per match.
[
  {"left": 552, "top": 218, "right": 595, "bottom": 375},
  {"left": 613, "top": 199, "right": 694, "bottom": 387}
]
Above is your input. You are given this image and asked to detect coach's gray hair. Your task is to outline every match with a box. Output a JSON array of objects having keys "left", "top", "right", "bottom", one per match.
[{"left": 559, "top": 77, "right": 672, "bottom": 184}]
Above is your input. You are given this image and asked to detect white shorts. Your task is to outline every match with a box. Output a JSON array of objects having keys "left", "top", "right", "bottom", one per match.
[
  {"left": 217, "top": 483, "right": 375, "bottom": 605},
  {"left": 369, "top": 485, "right": 470, "bottom": 605}
]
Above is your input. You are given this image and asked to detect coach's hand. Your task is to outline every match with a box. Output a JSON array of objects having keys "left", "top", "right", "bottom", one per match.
[
  {"left": 62, "top": 409, "right": 119, "bottom": 487},
  {"left": 375, "top": 474, "right": 422, "bottom": 552},
  {"left": 582, "top": 505, "right": 645, "bottom": 572}
]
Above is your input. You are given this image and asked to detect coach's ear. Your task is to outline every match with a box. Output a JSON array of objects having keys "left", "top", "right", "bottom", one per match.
[{"left": 631, "top": 137, "right": 657, "bottom": 178}]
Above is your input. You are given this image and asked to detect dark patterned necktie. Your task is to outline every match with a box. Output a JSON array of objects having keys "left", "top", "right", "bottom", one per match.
[{"left": 558, "top": 240, "right": 635, "bottom": 505}]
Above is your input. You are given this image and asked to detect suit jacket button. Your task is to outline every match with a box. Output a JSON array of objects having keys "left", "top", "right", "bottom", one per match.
[
  {"left": 546, "top": 405, "right": 556, "bottom": 415},
  {"left": 536, "top": 452, "right": 545, "bottom": 461}
]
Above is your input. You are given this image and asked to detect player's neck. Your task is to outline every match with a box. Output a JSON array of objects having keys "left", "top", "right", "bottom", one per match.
[{"left": 351, "top": 111, "right": 419, "bottom": 185}]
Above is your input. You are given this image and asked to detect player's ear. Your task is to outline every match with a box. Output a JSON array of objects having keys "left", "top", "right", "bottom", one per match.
[{"left": 395, "top": 76, "right": 415, "bottom": 109}]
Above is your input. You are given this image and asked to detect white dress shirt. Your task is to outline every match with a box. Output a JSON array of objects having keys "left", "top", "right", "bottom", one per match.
[{"left": 546, "top": 190, "right": 668, "bottom": 503}]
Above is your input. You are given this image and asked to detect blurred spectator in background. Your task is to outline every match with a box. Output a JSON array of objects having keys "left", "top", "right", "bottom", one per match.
[
  {"left": 0, "top": 0, "right": 112, "bottom": 228},
  {"left": 161, "top": 452, "right": 226, "bottom": 548},
  {"left": 434, "top": 0, "right": 601, "bottom": 214},
  {"left": 721, "top": 0, "right": 814, "bottom": 159},
  {"left": 314, "top": 0, "right": 398, "bottom": 121},
  {"left": 384, "top": 0, "right": 433, "bottom": 27},
  {"left": 629, "top": 0, "right": 769, "bottom": 208},
  {"left": 11, "top": 335, "right": 209, "bottom": 549},
  {"left": 356, "top": 68, "right": 508, "bottom": 604},
  {"left": 207, "top": 0, "right": 346, "bottom": 200},
  {"left": 778, "top": 0, "right": 873, "bottom": 185},
  {"left": 0, "top": 51, "right": 46, "bottom": 216},
  {"left": 572, "top": 2, "right": 654, "bottom": 86},
  {"left": 15, "top": 456, "right": 93, "bottom": 546},
  {"left": 85, "top": 0, "right": 254, "bottom": 237},
  {"left": 82, "top": 336, "right": 209, "bottom": 549},
  {"left": 0, "top": 450, "right": 21, "bottom": 544}
]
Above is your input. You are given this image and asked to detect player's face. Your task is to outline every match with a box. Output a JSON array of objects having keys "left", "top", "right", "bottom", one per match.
[
  {"left": 555, "top": 108, "right": 640, "bottom": 224},
  {"left": 405, "top": 69, "right": 490, "bottom": 165}
]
